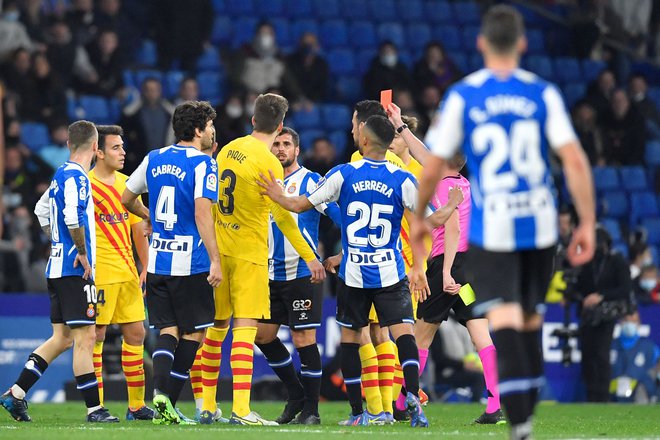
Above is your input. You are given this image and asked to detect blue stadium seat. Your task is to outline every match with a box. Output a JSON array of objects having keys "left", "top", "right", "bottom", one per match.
[
  {"left": 327, "top": 49, "right": 356, "bottom": 75},
  {"left": 619, "top": 166, "right": 648, "bottom": 192},
  {"left": 592, "top": 166, "right": 620, "bottom": 192},
  {"left": 448, "top": 52, "right": 469, "bottom": 73},
  {"left": 554, "top": 57, "right": 581, "bottom": 84},
  {"left": 650, "top": 245, "right": 660, "bottom": 265},
  {"left": 600, "top": 218, "right": 622, "bottom": 244},
  {"left": 329, "top": 130, "right": 349, "bottom": 155},
  {"left": 425, "top": 0, "right": 453, "bottom": 24},
  {"left": 292, "top": 106, "right": 322, "bottom": 130},
  {"left": 254, "top": 0, "right": 284, "bottom": 18},
  {"left": 645, "top": 141, "right": 660, "bottom": 166},
  {"left": 406, "top": 24, "right": 432, "bottom": 51},
  {"left": 525, "top": 55, "right": 553, "bottom": 81},
  {"left": 196, "top": 46, "right": 221, "bottom": 72},
  {"left": 134, "top": 69, "right": 162, "bottom": 89},
  {"left": 612, "top": 242, "right": 629, "bottom": 259},
  {"left": 641, "top": 218, "right": 660, "bottom": 245},
  {"left": 563, "top": 83, "right": 587, "bottom": 108},
  {"left": 526, "top": 29, "right": 545, "bottom": 54},
  {"left": 298, "top": 129, "right": 324, "bottom": 151},
  {"left": 291, "top": 19, "right": 318, "bottom": 44},
  {"left": 164, "top": 70, "right": 185, "bottom": 99},
  {"left": 349, "top": 21, "right": 377, "bottom": 50},
  {"left": 452, "top": 1, "right": 481, "bottom": 25},
  {"left": 197, "top": 72, "right": 223, "bottom": 104},
  {"left": 320, "top": 20, "right": 348, "bottom": 49},
  {"left": 461, "top": 26, "right": 480, "bottom": 52},
  {"left": 649, "top": 87, "right": 660, "bottom": 110},
  {"left": 600, "top": 191, "right": 628, "bottom": 219},
  {"left": 469, "top": 53, "right": 483, "bottom": 72},
  {"left": 287, "top": 0, "right": 312, "bottom": 19},
  {"left": 211, "top": 16, "right": 232, "bottom": 45},
  {"left": 271, "top": 18, "right": 292, "bottom": 48},
  {"left": 335, "top": 75, "right": 362, "bottom": 103},
  {"left": 231, "top": 17, "right": 258, "bottom": 49},
  {"left": 135, "top": 39, "right": 157, "bottom": 67},
  {"left": 433, "top": 26, "right": 461, "bottom": 51},
  {"left": 108, "top": 98, "right": 121, "bottom": 123},
  {"left": 225, "top": 0, "right": 254, "bottom": 16},
  {"left": 581, "top": 59, "right": 606, "bottom": 82},
  {"left": 399, "top": 0, "right": 424, "bottom": 22},
  {"left": 122, "top": 69, "right": 135, "bottom": 89},
  {"left": 378, "top": 22, "right": 405, "bottom": 47},
  {"left": 211, "top": 0, "right": 225, "bottom": 14},
  {"left": 312, "top": 0, "right": 339, "bottom": 19},
  {"left": 342, "top": 0, "right": 369, "bottom": 20},
  {"left": 79, "top": 95, "right": 111, "bottom": 124},
  {"left": 20, "top": 122, "right": 50, "bottom": 151},
  {"left": 321, "top": 104, "right": 352, "bottom": 131},
  {"left": 369, "top": 0, "right": 396, "bottom": 22},
  {"left": 630, "top": 191, "right": 660, "bottom": 226},
  {"left": 356, "top": 49, "right": 376, "bottom": 74}
]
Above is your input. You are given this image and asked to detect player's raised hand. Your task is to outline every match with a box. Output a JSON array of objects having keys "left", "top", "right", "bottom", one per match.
[
  {"left": 207, "top": 260, "right": 223, "bottom": 287},
  {"left": 408, "top": 265, "right": 431, "bottom": 303},
  {"left": 73, "top": 253, "right": 92, "bottom": 280},
  {"left": 323, "top": 252, "right": 342, "bottom": 274},
  {"left": 307, "top": 259, "right": 326, "bottom": 284},
  {"left": 443, "top": 270, "right": 461, "bottom": 295},
  {"left": 257, "top": 170, "right": 285, "bottom": 202},
  {"left": 386, "top": 102, "right": 403, "bottom": 127},
  {"left": 567, "top": 223, "right": 595, "bottom": 266}
]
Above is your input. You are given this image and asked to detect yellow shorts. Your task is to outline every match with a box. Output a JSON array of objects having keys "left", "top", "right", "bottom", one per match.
[
  {"left": 368, "top": 261, "right": 418, "bottom": 324},
  {"left": 214, "top": 254, "right": 270, "bottom": 320},
  {"left": 96, "top": 278, "right": 145, "bottom": 325}
]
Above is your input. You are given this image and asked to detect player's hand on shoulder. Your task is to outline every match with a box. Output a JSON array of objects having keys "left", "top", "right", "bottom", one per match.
[
  {"left": 207, "top": 260, "right": 223, "bottom": 288},
  {"left": 73, "top": 253, "right": 92, "bottom": 280},
  {"left": 408, "top": 266, "right": 431, "bottom": 303},
  {"left": 323, "top": 253, "right": 342, "bottom": 274},
  {"left": 257, "top": 170, "right": 285, "bottom": 201},
  {"left": 307, "top": 259, "right": 326, "bottom": 284}
]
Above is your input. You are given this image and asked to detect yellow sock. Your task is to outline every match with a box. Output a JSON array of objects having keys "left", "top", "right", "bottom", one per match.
[
  {"left": 392, "top": 343, "right": 404, "bottom": 403},
  {"left": 201, "top": 326, "right": 229, "bottom": 413},
  {"left": 93, "top": 341, "right": 104, "bottom": 406},
  {"left": 121, "top": 341, "right": 145, "bottom": 410},
  {"left": 190, "top": 346, "right": 203, "bottom": 406},
  {"left": 376, "top": 341, "right": 395, "bottom": 413},
  {"left": 359, "top": 343, "right": 383, "bottom": 415},
  {"left": 231, "top": 326, "right": 257, "bottom": 417}
]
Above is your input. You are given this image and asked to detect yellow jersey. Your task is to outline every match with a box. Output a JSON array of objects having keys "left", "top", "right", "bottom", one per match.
[
  {"left": 350, "top": 150, "right": 406, "bottom": 169},
  {"left": 215, "top": 135, "right": 316, "bottom": 265},
  {"left": 89, "top": 170, "right": 141, "bottom": 285}
]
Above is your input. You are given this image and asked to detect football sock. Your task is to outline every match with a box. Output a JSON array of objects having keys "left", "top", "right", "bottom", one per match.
[
  {"left": 152, "top": 334, "right": 177, "bottom": 394},
  {"left": 13, "top": 353, "right": 49, "bottom": 399},
  {"left": 75, "top": 372, "right": 101, "bottom": 410},
  {"left": 341, "top": 343, "right": 363, "bottom": 416},
  {"left": 478, "top": 344, "right": 501, "bottom": 414},
  {"left": 522, "top": 330, "right": 544, "bottom": 412},
  {"left": 297, "top": 343, "right": 322, "bottom": 415},
  {"left": 396, "top": 334, "right": 420, "bottom": 397},
  {"left": 122, "top": 341, "right": 146, "bottom": 410},
  {"left": 167, "top": 338, "right": 199, "bottom": 406},
  {"left": 375, "top": 341, "right": 395, "bottom": 414},
  {"left": 359, "top": 343, "right": 383, "bottom": 415},
  {"left": 201, "top": 326, "right": 228, "bottom": 412},
  {"left": 190, "top": 346, "right": 203, "bottom": 410},
  {"left": 92, "top": 342, "right": 104, "bottom": 405},
  {"left": 231, "top": 326, "right": 257, "bottom": 417},
  {"left": 492, "top": 328, "right": 532, "bottom": 426},
  {"left": 257, "top": 338, "right": 304, "bottom": 401},
  {"left": 391, "top": 343, "right": 404, "bottom": 410},
  {"left": 395, "top": 346, "right": 428, "bottom": 410}
]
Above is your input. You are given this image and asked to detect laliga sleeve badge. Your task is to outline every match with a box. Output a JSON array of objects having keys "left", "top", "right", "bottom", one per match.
[{"left": 86, "top": 304, "right": 96, "bottom": 318}]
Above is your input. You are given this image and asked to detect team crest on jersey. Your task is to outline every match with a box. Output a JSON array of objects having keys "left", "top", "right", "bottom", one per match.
[
  {"left": 206, "top": 173, "right": 217, "bottom": 191},
  {"left": 86, "top": 304, "right": 96, "bottom": 318},
  {"left": 287, "top": 182, "right": 297, "bottom": 194}
]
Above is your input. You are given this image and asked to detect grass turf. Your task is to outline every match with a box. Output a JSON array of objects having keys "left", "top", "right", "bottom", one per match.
[{"left": 0, "top": 402, "right": 658, "bottom": 439}]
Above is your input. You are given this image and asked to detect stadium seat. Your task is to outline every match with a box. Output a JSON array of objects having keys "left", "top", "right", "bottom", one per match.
[
  {"left": 225, "top": 0, "right": 254, "bottom": 16},
  {"left": 648, "top": 87, "right": 660, "bottom": 110},
  {"left": 335, "top": 75, "right": 362, "bottom": 103},
  {"left": 650, "top": 245, "right": 660, "bottom": 265},
  {"left": 254, "top": 0, "right": 284, "bottom": 18},
  {"left": 291, "top": 19, "right": 318, "bottom": 44},
  {"left": 433, "top": 26, "right": 461, "bottom": 51},
  {"left": 600, "top": 218, "right": 622, "bottom": 244},
  {"left": 641, "top": 218, "right": 660, "bottom": 245},
  {"left": 377, "top": 22, "right": 405, "bottom": 48},
  {"left": 292, "top": 106, "right": 322, "bottom": 130},
  {"left": 20, "top": 122, "right": 50, "bottom": 151},
  {"left": 164, "top": 70, "right": 185, "bottom": 99},
  {"left": 108, "top": 98, "right": 121, "bottom": 124},
  {"left": 271, "top": 18, "right": 292, "bottom": 48},
  {"left": 321, "top": 104, "right": 352, "bottom": 131},
  {"left": 554, "top": 57, "right": 582, "bottom": 84},
  {"left": 356, "top": 49, "right": 376, "bottom": 74},
  {"left": 525, "top": 55, "right": 554, "bottom": 81},
  {"left": 79, "top": 95, "right": 111, "bottom": 124},
  {"left": 122, "top": 69, "right": 135, "bottom": 89},
  {"left": 231, "top": 17, "right": 258, "bottom": 49},
  {"left": 369, "top": 0, "right": 396, "bottom": 22},
  {"left": 461, "top": 26, "right": 480, "bottom": 52},
  {"left": 349, "top": 21, "right": 377, "bottom": 50},
  {"left": 196, "top": 46, "right": 221, "bottom": 72},
  {"left": 592, "top": 166, "right": 620, "bottom": 192},
  {"left": 320, "top": 20, "right": 348, "bottom": 49},
  {"left": 449, "top": 52, "right": 469, "bottom": 73},
  {"left": 327, "top": 49, "right": 356, "bottom": 75},
  {"left": 135, "top": 39, "right": 157, "bottom": 67},
  {"left": 612, "top": 242, "right": 629, "bottom": 259},
  {"left": 469, "top": 53, "right": 483, "bottom": 72},
  {"left": 562, "top": 83, "right": 587, "bottom": 108},
  {"left": 287, "top": 0, "right": 312, "bottom": 19},
  {"left": 406, "top": 24, "right": 432, "bottom": 51},
  {"left": 619, "top": 166, "right": 648, "bottom": 192},
  {"left": 645, "top": 141, "right": 660, "bottom": 166},
  {"left": 211, "top": 16, "right": 232, "bottom": 45},
  {"left": 630, "top": 191, "right": 660, "bottom": 226},
  {"left": 329, "top": 130, "right": 349, "bottom": 155},
  {"left": 312, "top": 0, "right": 339, "bottom": 19},
  {"left": 425, "top": 0, "right": 453, "bottom": 24},
  {"left": 452, "top": 1, "right": 481, "bottom": 25},
  {"left": 134, "top": 69, "right": 163, "bottom": 89},
  {"left": 526, "top": 29, "right": 545, "bottom": 54},
  {"left": 581, "top": 59, "right": 606, "bottom": 82},
  {"left": 399, "top": 0, "right": 424, "bottom": 22},
  {"left": 196, "top": 72, "right": 223, "bottom": 104},
  {"left": 600, "top": 191, "right": 628, "bottom": 219},
  {"left": 342, "top": 0, "right": 369, "bottom": 20},
  {"left": 211, "top": 0, "right": 225, "bottom": 14},
  {"left": 298, "top": 129, "right": 324, "bottom": 151}
]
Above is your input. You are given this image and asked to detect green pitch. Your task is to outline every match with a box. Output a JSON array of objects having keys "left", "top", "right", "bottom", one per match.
[{"left": 0, "top": 402, "right": 658, "bottom": 439}]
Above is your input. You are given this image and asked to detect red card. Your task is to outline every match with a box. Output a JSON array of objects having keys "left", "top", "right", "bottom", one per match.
[{"left": 380, "top": 89, "right": 392, "bottom": 109}]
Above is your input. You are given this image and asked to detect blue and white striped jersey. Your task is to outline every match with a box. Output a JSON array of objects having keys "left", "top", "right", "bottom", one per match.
[
  {"left": 35, "top": 161, "right": 96, "bottom": 279},
  {"left": 126, "top": 145, "right": 218, "bottom": 276},
  {"left": 268, "top": 166, "right": 340, "bottom": 281},
  {"left": 425, "top": 68, "right": 577, "bottom": 252},
  {"left": 307, "top": 159, "right": 417, "bottom": 289}
]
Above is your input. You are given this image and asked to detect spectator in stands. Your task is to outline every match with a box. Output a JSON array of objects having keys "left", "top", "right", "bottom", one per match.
[
  {"left": 214, "top": 92, "right": 249, "bottom": 148},
  {"left": 393, "top": 89, "right": 423, "bottom": 131},
  {"left": 38, "top": 121, "right": 70, "bottom": 169},
  {"left": 154, "top": 0, "right": 212, "bottom": 71},
  {"left": 19, "top": 0, "right": 48, "bottom": 46},
  {"left": 94, "top": 0, "right": 141, "bottom": 60},
  {"left": 86, "top": 28, "right": 125, "bottom": 97},
  {"left": 23, "top": 52, "right": 67, "bottom": 123},
  {"left": 572, "top": 100, "right": 604, "bottom": 166},
  {"left": 0, "top": 0, "right": 33, "bottom": 62},
  {"left": 629, "top": 73, "right": 660, "bottom": 138},
  {"left": 121, "top": 77, "right": 174, "bottom": 171},
  {"left": 173, "top": 77, "right": 199, "bottom": 106},
  {"left": 363, "top": 41, "right": 412, "bottom": 101},
  {"left": 413, "top": 41, "right": 461, "bottom": 98},
  {"left": 286, "top": 32, "right": 329, "bottom": 103},
  {"left": 634, "top": 264, "right": 659, "bottom": 304},
  {"left": 602, "top": 89, "right": 646, "bottom": 165},
  {"left": 416, "top": 84, "right": 442, "bottom": 136},
  {"left": 0, "top": 205, "right": 33, "bottom": 291},
  {"left": 608, "top": 0, "right": 654, "bottom": 57},
  {"left": 304, "top": 136, "right": 338, "bottom": 176},
  {"left": 4, "top": 145, "right": 52, "bottom": 208},
  {"left": 65, "top": 0, "right": 97, "bottom": 46},
  {"left": 629, "top": 240, "right": 653, "bottom": 279},
  {"left": 610, "top": 310, "right": 660, "bottom": 403},
  {"left": 0, "top": 48, "right": 32, "bottom": 119},
  {"left": 45, "top": 18, "right": 97, "bottom": 90},
  {"left": 586, "top": 69, "right": 616, "bottom": 124}
]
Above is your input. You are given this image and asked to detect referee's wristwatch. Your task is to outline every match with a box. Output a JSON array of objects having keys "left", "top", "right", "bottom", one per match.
[{"left": 396, "top": 123, "right": 408, "bottom": 133}]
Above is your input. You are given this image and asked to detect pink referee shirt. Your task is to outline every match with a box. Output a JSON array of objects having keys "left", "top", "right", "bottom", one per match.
[{"left": 430, "top": 174, "right": 471, "bottom": 258}]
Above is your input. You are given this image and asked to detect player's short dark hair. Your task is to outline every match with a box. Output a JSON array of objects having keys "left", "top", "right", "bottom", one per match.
[
  {"left": 363, "top": 115, "right": 395, "bottom": 149},
  {"left": 401, "top": 115, "right": 419, "bottom": 133},
  {"left": 172, "top": 101, "right": 216, "bottom": 142},
  {"left": 277, "top": 126, "right": 299, "bottom": 147},
  {"left": 253, "top": 93, "right": 289, "bottom": 134},
  {"left": 68, "top": 120, "right": 98, "bottom": 151},
  {"left": 481, "top": 5, "right": 525, "bottom": 54},
  {"left": 354, "top": 100, "right": 387, "bottom": 124},
  {"left": 96, "top": 125, "right": 123, "bottom": 151}
]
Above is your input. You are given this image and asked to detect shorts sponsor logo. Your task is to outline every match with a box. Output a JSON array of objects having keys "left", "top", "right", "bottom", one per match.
[
  {"left": 86, "top": 304, "right": 95, "bottom": 318},
  {"left": 292, "top": 299, "right": 312, "bottom": 312}
]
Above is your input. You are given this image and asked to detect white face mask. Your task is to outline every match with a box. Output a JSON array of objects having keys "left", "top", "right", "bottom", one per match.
[
  {"left": 226, "top": 104, "right": 243, "bottom": 119},
  {"left": 259, "top": 34, "right": 275, "bottom": 50},
  {"left": 640, "top": 278, "right": 656, "bottom": 292},
  {"left": 641, "top": 256, "right": 653, "bottom": 267},
  {"left": 621, "top": 322, "right": 639, "bottom": 338},
  {"left": 381, "top": 54, "right": 398, "bottom": 68},
  {"left": 244, "top": 102, "right": 255, "bottom": 117}
]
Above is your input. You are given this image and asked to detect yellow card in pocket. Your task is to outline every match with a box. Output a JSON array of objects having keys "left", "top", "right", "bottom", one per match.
[{"left": 459, "top": 283, "right": 476, "bottom": 305}]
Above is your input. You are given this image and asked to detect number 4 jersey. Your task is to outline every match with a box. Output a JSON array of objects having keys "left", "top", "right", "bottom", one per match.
[
  {"left": 307, "top": 158, "right": 418, "bottom": 289},
  {"left": 425, "top": 68, "right": 578, "bottom": 252},
  {"left": 126, "top": 145, "right": 218, "bottom": 276}
]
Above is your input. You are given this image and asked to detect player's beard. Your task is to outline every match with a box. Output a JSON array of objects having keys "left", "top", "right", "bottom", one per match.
[{"left": 280, "top": 157, "right": 294, "bottom": 168}]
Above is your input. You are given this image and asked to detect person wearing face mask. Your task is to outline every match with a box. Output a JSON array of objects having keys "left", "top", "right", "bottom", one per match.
[
  {"left": 363, "top": 41, "right": 412, "bottom": 101},
  {"left": 0, "top": 0, "right": 34, "bottom": 62},
  {"left": 602, "top": 88, "right": 646, "bottom": 166},
  {"left": 628, "top": 74, "right": 660, "bottom": 139},
  {"left": 213, "top": 94, "right": 249, "bottom": 148},
  {"left": 629, "top": 239, "right": 653, "bottom": 279},
  {"left": 575, "top": 225, "right": 634, "bottom": 402},
  {"left": 610, "top": 311, "right": 660, "bottom": 403},
  {"left": 634, "top": 265, "right": 660, "bottom": 304}
]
